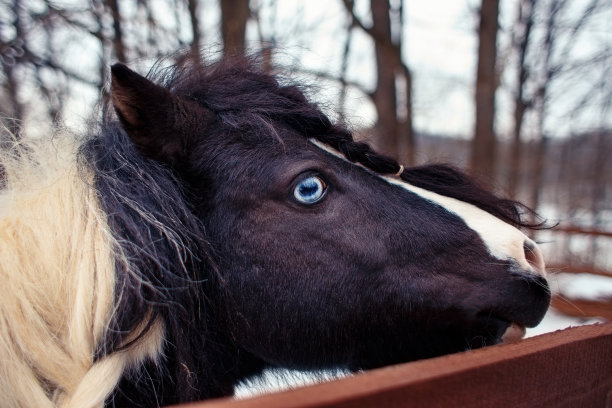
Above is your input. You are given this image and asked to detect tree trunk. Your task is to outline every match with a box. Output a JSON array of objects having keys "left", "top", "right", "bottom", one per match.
[
  {"left": 220, "top": 0, "right": 249, "bottom": 56},
  {"left": 188, "top": 0, "right": 201, "bottom": 59},
  {"left": 470, "top": 0, "right": 500, "bottom": 186},
  {"left": 527, "top": 132, "right": 547, "bottom": 224},
  {"left": 341, "top": 0, "right": 414, "bottom": 163},
  {"left": 588, "top": 129, "right": 608, "bottom": 261},
  {"left": 508, "top": 0, "right": 536, "bottom": 199},
  {"left": 371, "top": 0, "right": 398, "bottom": 157},
  {"left": 527, "top": 0, "right": 561, "bottom": 220},
  {"left": 338, "top": 21, "right": 353, "bottom": 123},
  {"left": 105, "top": 0, "right": 126, "bottom": 62},
  {"left": 2, "top": 0, "right": 25, "bottom": 135},
  {"left": 397, "top": 63, "right": 414, "bottom": 166}
]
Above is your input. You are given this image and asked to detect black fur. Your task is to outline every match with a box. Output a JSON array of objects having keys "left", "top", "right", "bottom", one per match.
[{"left": 81, "top": 56, "right": 549, "bottom": 407}]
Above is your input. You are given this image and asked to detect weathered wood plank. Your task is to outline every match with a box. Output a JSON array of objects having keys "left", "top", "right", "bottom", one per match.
[
  {"left": 553, "top": 226, "right": 612, "bottom": 238},
  {"left": 547, "top": 263, "right": 612, "bottom": 279},
  {"left": 551, "top": 296, "right": 612, "bottom": 320},
  {"left": 171, "top": 323, "right": 612, "bottom": 408}
]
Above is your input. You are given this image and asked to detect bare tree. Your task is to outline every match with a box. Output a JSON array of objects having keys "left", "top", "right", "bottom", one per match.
[
  {"left": 370, "top": 0, "right": 398, "bottom": 157},
  {"left": 188, "top": 0, "right": 202, "bottom": 59},
  {"left": 337, "top": 10, "right": 354, "bottom": 123},
  {"left": 1, "top": 0, "right": 103, "bottom": 133},
  {"left": 503, "top": 0, "right": 605, "bottom": 212},
  {"left": 507, "top": 0, "right": 536, "bottom": 198},
  {"left": 250, "top": 0, "right": 277, "bottom": 72},
  {"left": 0, "top": 0, "right": 202, "bottom": 134},
  {"left": 220, "top": 0, "right": 250, "bottom": 56},
  {"left": 470, "top": 0, "right": 500, "bottom": 185},
  {"left": 1, "top": 0, "right": 26, "bottom": 133},
  {"left": 525, "top": 0, "right": 560, "bottom": 216},
  {"left": 105, "top": 0, "right": 126, "bottom": 63},
  {"left": 341, "top": 0, "right": 414, "bottom": 164}
]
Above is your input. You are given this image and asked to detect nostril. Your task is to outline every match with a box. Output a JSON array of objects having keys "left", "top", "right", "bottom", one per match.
[{"left": 523, "top": 240, "right": 546, "bottom": 275}]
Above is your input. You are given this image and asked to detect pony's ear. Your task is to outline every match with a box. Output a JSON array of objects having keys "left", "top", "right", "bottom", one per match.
[{"left": 110, "top": 63, "right": 213, "bottom": 165}]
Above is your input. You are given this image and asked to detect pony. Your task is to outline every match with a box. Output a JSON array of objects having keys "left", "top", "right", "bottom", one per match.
[{"left": 0, "top": 56, "right": 550, "bottom": 408}]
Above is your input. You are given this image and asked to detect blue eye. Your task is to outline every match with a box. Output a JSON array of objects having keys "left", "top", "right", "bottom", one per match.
[{"left": 294, "top": 176, "right": 327, "bottom": 205}]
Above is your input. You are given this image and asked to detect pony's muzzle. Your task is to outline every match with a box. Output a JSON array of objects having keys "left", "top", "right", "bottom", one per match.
[{"left": 475, "top": 238, "right": 550, "bottom": 345}]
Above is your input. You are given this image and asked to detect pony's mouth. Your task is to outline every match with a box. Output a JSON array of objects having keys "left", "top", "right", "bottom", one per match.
[
  {"left": 474, "top": 312, "right": 529, "bottom": 346},
  {"left": 501, "top": 322, "right": 526, "bottom": 343}
]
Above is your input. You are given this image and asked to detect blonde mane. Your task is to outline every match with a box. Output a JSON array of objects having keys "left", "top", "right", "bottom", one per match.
[{"left": 0, "top": 134, "right": 163, "bottom": 408}]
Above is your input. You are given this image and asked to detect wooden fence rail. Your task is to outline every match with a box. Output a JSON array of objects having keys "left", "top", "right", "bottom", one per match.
[
  {"left": 551, "top": 297, "right": 612, "bottom": 320},
  {"left": 552, "top": 225, "right": 612, "bottom": 238},
  {"left": 545, "top": 225, "right": 612, "bottom": 320},
  {"left": 548, "top": 263, "right": 612, "bottom": 279},
  {"left": 173, "top": 323, "right": 612, "bottom": 408}
]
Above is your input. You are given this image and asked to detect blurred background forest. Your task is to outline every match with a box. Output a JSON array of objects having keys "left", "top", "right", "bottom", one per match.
[{"left": 1, "top": 0, "right": 611, "bottom": 327}]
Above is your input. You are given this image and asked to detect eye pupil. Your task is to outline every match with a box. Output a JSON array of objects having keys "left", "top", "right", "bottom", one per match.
[
  {"left": 298, "top": 179, "right": 319, "bottom": 196},
  {"left": 294, "top": 176, "right": 326, "bottom": 204}
]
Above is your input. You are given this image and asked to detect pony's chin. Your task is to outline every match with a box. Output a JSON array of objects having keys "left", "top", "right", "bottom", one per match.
[
  {"left": 501, "top": 323, "right": 526, "bottom": 343},
  {"left": 472, "top": 314, "right": 527, "bottom": 347}
]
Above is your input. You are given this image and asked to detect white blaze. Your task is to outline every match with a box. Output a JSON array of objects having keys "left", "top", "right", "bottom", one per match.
[{"left": 309, "top": 139, "right": 545, "bottom": 277}]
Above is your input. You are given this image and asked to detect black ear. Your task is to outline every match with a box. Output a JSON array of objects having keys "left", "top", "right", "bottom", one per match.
[{"left": 110, "top": 63, "right": 214, "bottom": 165}]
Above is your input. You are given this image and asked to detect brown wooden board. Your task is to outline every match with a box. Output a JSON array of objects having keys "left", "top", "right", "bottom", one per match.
[
  {"left": 551, "top": 296, "right": 612, "bottom": 320},
  {"left": 553, "top": 226, "right": 612, "bottom": 238},
  {"left": 548, "top": 263, "right": 612, "bottom": 279},
  {"left": 170, "top": 323, "right": 612, "bottom": 408}
]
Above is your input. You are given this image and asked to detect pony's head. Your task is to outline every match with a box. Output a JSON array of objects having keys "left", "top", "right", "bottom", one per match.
[
  {"left": 107, "top": 58, "right": 549, "bottom": 400},
  {"left": 0, "top": 57, "right": 550, "bottom": 408}
]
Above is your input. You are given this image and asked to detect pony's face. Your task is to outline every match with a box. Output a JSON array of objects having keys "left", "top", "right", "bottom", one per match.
[
  {"left": 201, "top": 134, "right": 549, "bottom": 370},
  {"left": 110, "top": 63, "right": 549, "bottom": 373}
]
